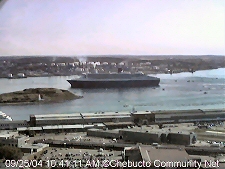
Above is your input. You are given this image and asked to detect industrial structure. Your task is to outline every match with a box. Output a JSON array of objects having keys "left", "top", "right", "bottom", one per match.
[
  {"left": 29, "top": 111, "right": 132, "bottom": 127},
  {"left": 132, "top": 109, "right": 225, "bottom": 125},
  {"left": 0, "top": 109, "right": 224, "bottom": 130},
  {"left": 87, "top": 128, "right": 197, "bottom": 146}
]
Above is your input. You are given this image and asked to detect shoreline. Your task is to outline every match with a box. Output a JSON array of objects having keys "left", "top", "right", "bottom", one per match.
[
  {"left": 0, "top": 67, "right": 224, "bottom": 79},
  {"left": 0, "top": 68, "right": 224, "bottom": 121},
  {"left": 0, "top": 96, "right": 83, "bottom": 106},
  {"left": 147, "top": 67, "right": 223, "bottom": 75},
  {"left": 0, "top": 88, "right": 83, "bottom": 106}
]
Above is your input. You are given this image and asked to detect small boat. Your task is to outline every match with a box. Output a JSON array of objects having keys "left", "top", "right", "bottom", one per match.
[
  {"left": 7, "top": 74, "right": 13, "bottom": 79},
  {"left": 0, "top": 111, "right": 13, "bottom": 121}
]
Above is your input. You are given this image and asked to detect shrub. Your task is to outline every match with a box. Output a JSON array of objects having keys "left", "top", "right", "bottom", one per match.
[{"left": 0, "top": 146, "right": 23, "bottom": 160}]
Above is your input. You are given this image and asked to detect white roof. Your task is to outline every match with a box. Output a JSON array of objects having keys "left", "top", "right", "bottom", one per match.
[
  {"left": 19, "top": 143, "right": 49, "bottom": 149},
  {"left": 34, "top": 113, "right": 81, "bottom": 118},
  {"left": 0, "top": 131, "right": 18, "bottom": 138},
  {"left": 133, "top": 111, "right": 152, "bottom": 115},
  {"left": 83, "top": 111, "right": 131, "bottom": 117},
  {"left": 34, "top": 112, "right": 131, "bottom": 121},
  {"left": 17, "top": 127, "right": 42, "bottom": 131},
  {"left": 42, "top": 123, "right": 106, "bottom": 130}
]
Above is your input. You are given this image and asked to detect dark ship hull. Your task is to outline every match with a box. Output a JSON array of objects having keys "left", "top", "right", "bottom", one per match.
[
  {"left": 67, "top": 78, "right": 160, "bottom": 88},
  {"left": 68, "top": 69, "right": 160, "bottom": 88}
]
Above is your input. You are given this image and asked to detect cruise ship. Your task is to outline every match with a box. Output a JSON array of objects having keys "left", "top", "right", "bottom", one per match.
[
  {"left": 67, "top": 68, "right": 160, "bottom": 88},
  {"left": 0, "top": 111, "right": 13, "bottom": 121}
]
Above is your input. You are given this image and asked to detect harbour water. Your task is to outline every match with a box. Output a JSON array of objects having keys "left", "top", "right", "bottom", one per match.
[{"left": 0, "top": 68, "right": 224, "bottom": 120}]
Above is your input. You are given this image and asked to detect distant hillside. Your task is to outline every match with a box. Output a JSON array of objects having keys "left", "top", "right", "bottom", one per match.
[{"left": 0, "top": 55, "right": 224, "bottom": 63}]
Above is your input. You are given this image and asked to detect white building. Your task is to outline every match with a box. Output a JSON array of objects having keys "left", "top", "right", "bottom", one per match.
[
  {"left": 19, "top": 143, "right": 49, "bottom": 154},
  {"left": 0, "top": 130, "right": 28, "bottom": 147}
]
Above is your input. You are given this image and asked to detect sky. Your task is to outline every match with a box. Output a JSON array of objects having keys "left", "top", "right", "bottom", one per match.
[{"left": 0, "top": 0, "right": 224, "bottom": 56}]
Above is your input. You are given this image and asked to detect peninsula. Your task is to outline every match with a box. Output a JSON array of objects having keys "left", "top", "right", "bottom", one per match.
[
  {"left": 0, "top": 88, "right": 82, "bottom": 105},
  {"left": 0, "top": 55, "right": 224, "bottom": 78}
]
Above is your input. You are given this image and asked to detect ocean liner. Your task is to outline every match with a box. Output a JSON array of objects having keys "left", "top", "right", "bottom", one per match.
[
  {"left": 0, "top": 111, "right": 13, "bottom": 121},
  {"left": 67, "top": 68, "right": 160, "bottom": 88}
]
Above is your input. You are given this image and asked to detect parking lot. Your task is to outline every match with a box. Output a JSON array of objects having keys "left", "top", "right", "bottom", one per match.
[{"left": 37, "top": 147, "right": 122, "bottom": 168}]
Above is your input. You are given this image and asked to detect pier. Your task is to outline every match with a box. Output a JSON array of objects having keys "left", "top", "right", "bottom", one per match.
[{"left": 0, "top": 109, "right": 224, "bottom": 130}]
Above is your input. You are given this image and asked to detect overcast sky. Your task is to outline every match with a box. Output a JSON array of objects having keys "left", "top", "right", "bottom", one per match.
[{"left": 0, "top": 0, "right": 224, "bottom": 56}]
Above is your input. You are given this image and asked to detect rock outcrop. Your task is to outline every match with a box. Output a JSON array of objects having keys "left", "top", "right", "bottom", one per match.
[{"left": 0, "top": 88, "right": 82, "bottom": 104}]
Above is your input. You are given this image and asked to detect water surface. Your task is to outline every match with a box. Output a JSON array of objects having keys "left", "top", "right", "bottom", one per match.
[{"left": 0, "top": 68, "right": 224, "bottom": 120}]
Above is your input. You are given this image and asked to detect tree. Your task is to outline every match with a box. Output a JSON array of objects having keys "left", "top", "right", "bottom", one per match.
[{"left": 0, "top": 146, "right": 23, "bottom": 160}]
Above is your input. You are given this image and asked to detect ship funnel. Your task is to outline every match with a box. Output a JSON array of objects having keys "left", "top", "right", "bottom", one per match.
[{"left": 118, "top": 68, "right": 123, "bottom": 73}]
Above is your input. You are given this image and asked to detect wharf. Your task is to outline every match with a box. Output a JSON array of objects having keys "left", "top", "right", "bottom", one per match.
[{"left": 1, "top": 109, "right": 224, "bottom": 130}]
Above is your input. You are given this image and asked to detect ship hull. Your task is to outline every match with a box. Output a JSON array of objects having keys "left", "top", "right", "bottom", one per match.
[{"left": 67, "top": 79, "right": 160, "bottom": 88}]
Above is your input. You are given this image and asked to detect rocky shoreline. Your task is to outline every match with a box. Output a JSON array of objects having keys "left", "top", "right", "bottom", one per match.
[{"left": 0, "top": 88, "right": 82, "bottom": 105}]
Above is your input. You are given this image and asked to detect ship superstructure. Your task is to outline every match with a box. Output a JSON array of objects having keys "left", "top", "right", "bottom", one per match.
[{"left": 0, "top": 111, "right": 13, "bottom": 121}]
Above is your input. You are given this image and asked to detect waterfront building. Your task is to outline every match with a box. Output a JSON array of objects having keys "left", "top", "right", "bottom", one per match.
[
  {"left": 123, "top": 145, "right": 193, "bottom": 169},
  {"left": 0, "top": 130, "right": 28, "bottom": 147},
  {"left": 19, "top": 143, "right": 49, "bottom": 154}
]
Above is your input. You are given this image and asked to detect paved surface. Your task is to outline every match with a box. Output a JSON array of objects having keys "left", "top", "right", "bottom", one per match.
[
  {"left": 28, "top": 132, "right": 113, "bottom": 144},
  {"left": 37, "top": 147, "right": 122, "bottom": 168}
]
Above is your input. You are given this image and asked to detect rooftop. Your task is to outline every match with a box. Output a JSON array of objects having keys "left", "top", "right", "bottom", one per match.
[
  {"left": 33, "top": 113, "right": 81, "bottom": 119},
  {"left": 0, "top": 120, "right": 28, "bottom": 124},
  {"left": 120, "top": 128, "right": 163, "bottom": 134},
  {"left": 139, "top": 145, "right": 190, "bottom": 162},
  {"left": 88, "top": 128, "right": 120, "bottom": 134},
  {"left": 153, "top": 109, "right": 225, "bottom": 116},
  {"left": 17, "top": 127, "right": 42, "bottom": 131},
  {"left": 32, "top": 112, "right": 131, "bottom": 121},
  {"left": 42, "top": 123, "right": 105, "bottom": 130},
  {"left": 132, "top": 111, "right": 152, "bottom": 115},
  {"left": 0, "top": 131, "right": 18, "bottom": 138},
  {"left": 19, "top": 143, "right": 49, "bottom": 149}
]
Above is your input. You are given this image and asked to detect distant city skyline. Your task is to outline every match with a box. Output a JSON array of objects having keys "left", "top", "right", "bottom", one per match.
[{"left": 0, "top": 0, "right": 224, "bottom": 56}]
